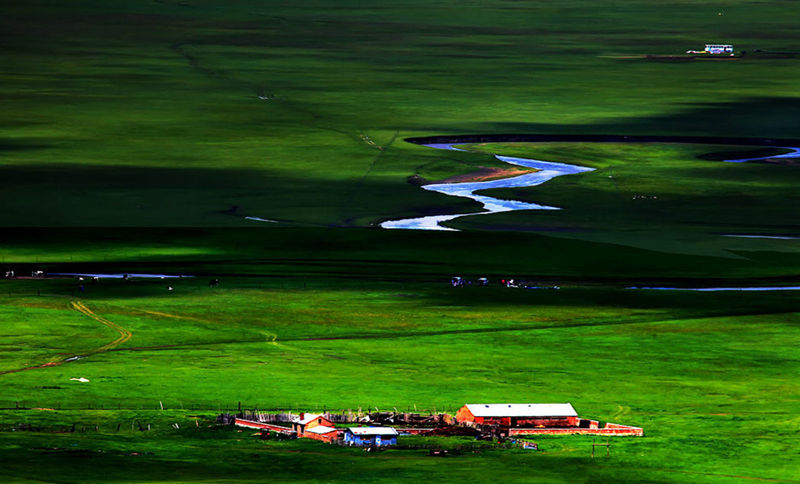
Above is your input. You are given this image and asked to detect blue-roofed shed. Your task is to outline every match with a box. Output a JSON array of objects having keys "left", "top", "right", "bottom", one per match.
[{"left": 343, "top": 427, "right": 398, "bottom": 447}]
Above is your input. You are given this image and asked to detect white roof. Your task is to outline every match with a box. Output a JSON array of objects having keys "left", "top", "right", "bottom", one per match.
[
  {"left": 346, "top": 427, "right": 399, "bottom": 436},
  {"left": 305, "top": 425, "right": 337, "bottom": 435},
  {"left": 294, "top": 414, "right": 323, "bottom": 425},
  {"left": 465, "top": 403, "right": 577, "bottom": 418}
]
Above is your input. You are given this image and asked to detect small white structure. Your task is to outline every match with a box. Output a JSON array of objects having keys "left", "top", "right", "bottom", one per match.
[{"left": 704, "top": 44, "right": 733, "bottom": 54}]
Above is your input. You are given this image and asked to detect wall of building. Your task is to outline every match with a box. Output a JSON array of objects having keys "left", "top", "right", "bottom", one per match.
[
  {"left": 514, "top": 417, "right": 572, "bottom": 428},
  {"left": 304, "top": 430, "right": 339, "bottom": 443},
  {"left": 455, "top": 406, "right": 474, "bottom": 423},
  {"left": 475, "top": 416, "right": 512, "bottom": 426}
]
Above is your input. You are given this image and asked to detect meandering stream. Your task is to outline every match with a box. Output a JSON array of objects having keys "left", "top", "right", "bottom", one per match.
[
  {"left": 380, "top": 138, "right": 800, "bottom": 231},
  {"left": 380, "top": 144, "right": 594, "bottom": 230}
]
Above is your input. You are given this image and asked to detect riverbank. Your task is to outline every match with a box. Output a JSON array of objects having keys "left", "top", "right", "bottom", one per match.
[
  {"left": 382, "top": 135, "right": 800, "bottom": 232},
  {"left": 429, "top": 166, "right": 540, "bottom": 184},
  {"left": 381, "top": 144, "right": 593, "bottom": 231}
]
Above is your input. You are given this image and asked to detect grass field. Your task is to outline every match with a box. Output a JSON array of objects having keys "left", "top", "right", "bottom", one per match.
[
  {"left": 2, "top": 1, "right": 800, "bottom": 229},
  {"left": 449, "top": 141, "right": 800, "bottom": 255},
  {"left": 0, "top": 278, "right": 798, "bottom": 482},
  {"left": 2, "top": 0, "right": 800, "bottom": 482}
]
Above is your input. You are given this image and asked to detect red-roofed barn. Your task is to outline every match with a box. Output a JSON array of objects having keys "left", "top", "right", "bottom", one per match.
[{"left": 456, "top": 403, "right": 578, "bottom": 428}]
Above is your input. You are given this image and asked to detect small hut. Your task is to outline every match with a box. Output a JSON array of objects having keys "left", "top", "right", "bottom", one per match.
[{"left": 343, "top": 427, "right": 398, "bottom": 447}]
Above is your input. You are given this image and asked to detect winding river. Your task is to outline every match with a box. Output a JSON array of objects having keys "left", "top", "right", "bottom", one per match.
[
  {"left": 381, "top": 135, "right": 800, "bottom": 231},
  {"left": 381, "top": 143, "right": 593, "bottom": 231}
]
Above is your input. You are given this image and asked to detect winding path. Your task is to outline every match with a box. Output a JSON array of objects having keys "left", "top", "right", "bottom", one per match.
[
  {"left": 70, "top": 301, "right": 132, "bottom": 352},
  {"left": 381, "top": 134, "right": 800, "bottom": 231},
  {"left": 0, "top": 301, "right": 132, "bottom": 376}
]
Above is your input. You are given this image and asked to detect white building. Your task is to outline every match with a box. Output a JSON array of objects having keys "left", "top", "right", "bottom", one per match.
[{"left": 704, "top": 44, "right": 733, "bottom": 54}]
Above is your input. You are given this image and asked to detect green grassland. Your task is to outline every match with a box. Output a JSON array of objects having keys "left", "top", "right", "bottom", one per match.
[
  {"left": 451, "top": 142, "right": 800, "bottom": 255},
  {"left": 2, "top": 0, "right": 800, "bottom": 482},
  {"left": 1, "top": 0, "right": 800, "bottom": 230},
  {"left": 5, "top": 226, "right": 800, "bottom": 282},
  {"left": 0, "top": 278, "right": 798, "bottom": 483}
]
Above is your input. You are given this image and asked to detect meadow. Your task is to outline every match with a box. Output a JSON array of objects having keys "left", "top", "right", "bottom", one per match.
[
  {"left": 1, "top": 1, "right": 799, "bottom": 231},
  {"left": 451, "top": 141, "right": 800, "bottom": 255},
  {"left": 0, "top": 277, "right": 798, "bottom": 483},
  {"left": 2, "top": 0, "right": 800, "bottom": 482}
]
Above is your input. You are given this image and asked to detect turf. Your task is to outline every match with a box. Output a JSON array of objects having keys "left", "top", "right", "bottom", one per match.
[
  {"left": 448, "top": 142, "right": 800, "bottom": 255},
  {"left": 2, "top": 1, "right": 800, "bottom": 482},
  {"left": 0, "top": 278, "right": 798, "bottom": 482},
  {"left": 2, "top": 1, "right": 800, "bottom": 229}
]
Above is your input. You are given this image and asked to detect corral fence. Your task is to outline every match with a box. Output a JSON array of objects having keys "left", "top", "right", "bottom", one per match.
[
  {"left": 0, "top": 400, "right": 463, "bottom": 415},
  {"left": 0, "top": 401, "right": 461, "bottom": 436},
  {"left": 234, "top": 408, "right": 455, "bottom": 427}
]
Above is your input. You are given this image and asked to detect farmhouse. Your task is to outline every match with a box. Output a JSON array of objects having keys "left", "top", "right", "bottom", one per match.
[
  {"left": 343, "top": 427, "right": 399, "bottom": 447},
  {"left": 291, "top": 413, "right": 339, "bottom": 442}
]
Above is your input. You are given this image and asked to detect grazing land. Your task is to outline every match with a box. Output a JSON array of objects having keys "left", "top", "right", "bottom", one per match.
[
  {"left": 454, "top": 142, "right": 800, "bottom": 255},
  {"left": 2, "top": 0, "right": 800, "bottom": 229},
  {"left": 1, "top": 0, "right": 800, "bottom": 482},
  {"left": 0, "top": 277, "right": 799, "bottom": 483}
]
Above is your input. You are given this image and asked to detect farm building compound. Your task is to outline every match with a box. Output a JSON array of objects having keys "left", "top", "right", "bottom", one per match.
[
  {"left": 343, "top": 427, "right": 399, "bottom": 447},
  {"left": 232, "top": 404, "right": 643, "bottom": 443},
  {"left": 456, "top": 403, "right": 643, "bottom": 436}
]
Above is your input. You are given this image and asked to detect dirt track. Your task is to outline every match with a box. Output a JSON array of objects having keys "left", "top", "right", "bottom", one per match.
[
  {"left": 0, "top": 301, "right": 131, "bottom": 376},
  {"left": 70, "top": 301, "right": 132, "bottom": 351}
]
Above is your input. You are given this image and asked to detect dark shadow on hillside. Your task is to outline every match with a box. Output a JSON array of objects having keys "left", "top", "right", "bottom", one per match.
[
  {"left": 0, "top": 163, "right": 276, "bottom": 190},
  {"left": 450, "top": 97, "right": 800, "bottom": 139},
  {"left": 0, "top": 162, "right": 480, "bottom": 227},
  {"left": 0, "top": 139, "right": 54, "bottom": 152}
]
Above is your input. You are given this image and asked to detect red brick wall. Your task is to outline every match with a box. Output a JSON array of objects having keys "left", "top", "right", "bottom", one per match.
[
  {"left": 514, "top": 418, "right": 571, "bottom": 428},
  {"left": 234, "top": 418, "right": 292, "bottom": 433},
  {"left": 509, "top": 425, "right": 643, "bottom": 436},
  {"left": 605, "top": 422, "right": 634, "bottom": 429},
  {"left": 303, "top": 429, "right": 340, "bottom": 443},
  {"left": 476, "top": 417, "right": 511, "bottom": 426},
  {"left": 395, "top": 428, "right": 433, "bottom": 435}
]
